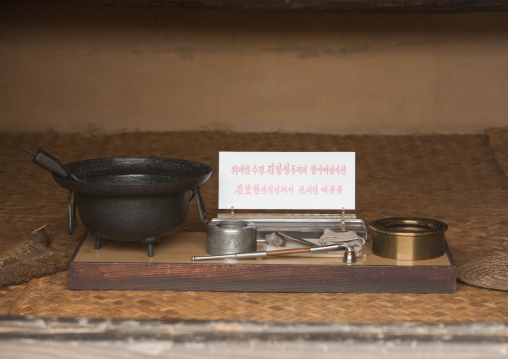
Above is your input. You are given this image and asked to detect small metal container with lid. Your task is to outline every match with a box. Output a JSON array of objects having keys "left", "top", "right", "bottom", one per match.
[
  {"left": 369, "top": 217, "right": 448, "bottom": 261},
  {"left": 206, "top": 219, "right": 257, "bottom": 255}
]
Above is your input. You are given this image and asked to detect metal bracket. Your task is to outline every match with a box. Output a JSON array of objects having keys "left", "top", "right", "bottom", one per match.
[{"left": 67, "top": 190, "right": 77, "bottom": 235}]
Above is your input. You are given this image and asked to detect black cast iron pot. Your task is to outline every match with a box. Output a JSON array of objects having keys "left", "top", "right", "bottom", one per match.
[{"left": 25, "top": 149, "right": 212, "bottom": 257}]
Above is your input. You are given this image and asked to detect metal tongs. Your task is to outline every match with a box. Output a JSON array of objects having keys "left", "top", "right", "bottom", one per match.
[{"left": 192, "top": 242, "right": 357, "bottom": 263}]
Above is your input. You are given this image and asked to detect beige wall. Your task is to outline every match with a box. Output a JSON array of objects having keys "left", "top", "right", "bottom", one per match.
[{"left": 1, "top": 3, "right": 507, "bottom": 134}]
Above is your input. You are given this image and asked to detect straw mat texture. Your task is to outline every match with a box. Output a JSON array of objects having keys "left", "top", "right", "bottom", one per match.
[
  {"left": 487, "top": 127, "right": 508, "bottom": 178},
  {"left": 457, "top": 255, "right": 508, "bottom": 291},
  {"left": 10, "top": 271, "right": 508, "bottom": 323},
  {"left": 1, "top": 130, "right": 507, "bottom": 323}
]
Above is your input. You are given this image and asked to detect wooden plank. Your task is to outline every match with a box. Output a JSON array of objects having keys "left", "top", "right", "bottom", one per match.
[
  {"left": 5, "top": 0, "right": 508, "bottom": 12},
  {"left": 1, "top": 316, "right": 507, "bottom": 342},
  {"left": 1, "top": 317, "right": 507, "bottom": 359},
  {"left": 69, "top": 232, "right": 456, "bottom": 293},
  {"left": 70, "top": 261, "right": 456, "bottom": 293}
]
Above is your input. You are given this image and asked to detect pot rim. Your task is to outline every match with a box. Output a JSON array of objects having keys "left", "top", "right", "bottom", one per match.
[
  {"left": 53, "top": 156, "right": 212, "bottom": 196},
  {"left": 369, "top": 217, "right": 448, "bottom": 237}
]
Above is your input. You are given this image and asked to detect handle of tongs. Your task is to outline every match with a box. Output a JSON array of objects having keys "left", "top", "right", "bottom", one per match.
[{"left": 191, "top": 187, "right": 207, "bottom": 224}]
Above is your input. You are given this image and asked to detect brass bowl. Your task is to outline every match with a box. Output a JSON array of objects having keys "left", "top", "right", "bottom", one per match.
[{"left": 369, "top": 217, "right": 448, "bottom": 261}]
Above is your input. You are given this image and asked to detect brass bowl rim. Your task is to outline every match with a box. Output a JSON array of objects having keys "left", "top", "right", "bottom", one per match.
[{"left": 369, "top": 217, "right": 448, "bottom": 237}]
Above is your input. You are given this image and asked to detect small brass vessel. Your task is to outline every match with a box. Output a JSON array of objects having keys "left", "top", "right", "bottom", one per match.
[{"left": 369, "top": 217, "right": 448, "bottom": 261}]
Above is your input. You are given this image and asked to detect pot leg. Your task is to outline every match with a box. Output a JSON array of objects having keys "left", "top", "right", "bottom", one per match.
[
  {"left": 94, "top": 236, "right": 101, "bottom": 250},
  {"left": 141, "top": 236, "right": 160, "bottom": 257}
]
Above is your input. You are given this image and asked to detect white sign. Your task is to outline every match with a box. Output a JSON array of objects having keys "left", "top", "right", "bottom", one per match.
[{"left": 218, "top": 152, "right": 355, "bottom": 210}]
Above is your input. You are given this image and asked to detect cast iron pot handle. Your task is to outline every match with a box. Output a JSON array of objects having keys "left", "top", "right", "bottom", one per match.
[{"left": 191, "top": 187, "right": 207, "bottom": 224}]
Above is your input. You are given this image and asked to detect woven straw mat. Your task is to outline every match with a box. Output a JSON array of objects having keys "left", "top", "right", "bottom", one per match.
[
  {"left": 1, "top": 130, "right": 508, "bottom": 323},
  {"left": 458, "top": 255, "right": 508, "bottom": 291}
]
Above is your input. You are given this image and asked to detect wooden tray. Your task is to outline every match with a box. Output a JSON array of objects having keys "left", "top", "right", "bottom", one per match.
[{"left": 69, "top": 232, "right": 456, "bottom": 293}]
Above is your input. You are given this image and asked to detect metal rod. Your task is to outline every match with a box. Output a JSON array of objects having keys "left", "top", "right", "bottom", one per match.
[
  {"left": 191, "top": 243, "right": 351, "bottom": 261},
  {"left": 192, "top": 251, "right": 266, "bottom": 261},
  {"left": 275, "top": 231, "right": 318, "bottom": 247},
  {"left": 22, "top": 147, "right": 37, "bottom": 156}
]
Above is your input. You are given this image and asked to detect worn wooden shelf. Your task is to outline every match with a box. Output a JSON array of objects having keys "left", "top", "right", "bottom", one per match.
[
  {"left": 69, "top": 232, "right": 456, "bottom": 293},
  {"left": 5, "top": 0, "right": 508, "bottom": 12}
]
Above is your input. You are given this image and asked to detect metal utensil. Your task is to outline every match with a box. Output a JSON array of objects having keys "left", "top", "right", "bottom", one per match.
[
  {"left": 192, "top": 242, "right": 357, "bottom": 263},
  {"left": 370, "top": 217, "right": 447, "bottom": 261},
  {"left": 25, "top": 151, "right": 213, "bottom": 257},
  {"left": 23, "top": 147, "right": 80, "bottom": 181},
  {"left": 207, "top": 220, "right": 257, "bottom": 255},
  {"left": 275, "top": 231, "right": 318, "bottom": 247}
]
